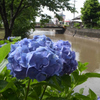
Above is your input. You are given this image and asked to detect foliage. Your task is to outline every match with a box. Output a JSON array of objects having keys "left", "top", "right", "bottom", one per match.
[
  {"left": 0, "top": 37, "right": 20, "bottom": 62},
  {"left": 0, "top": 0, "right": 75, "bottom": 39},
  {"left": 0, "top": 61, "right": 100, "bottom": 99},
  {"left": 74, "top": 23, "right": 80, "bottom": 29},
  {"left": 97, "top": 14, "right": 100, "bottom": 29},
  {"left": 81, "top": 0, "right": 100, "bottom": 28},
  {"left": 12, "top": 6, "right": 36, "bottom": 39}
]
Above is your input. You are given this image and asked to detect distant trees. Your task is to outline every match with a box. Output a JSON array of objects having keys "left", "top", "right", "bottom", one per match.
[
  {"left": 0, "top": 0, "right": 75, "bottom": 39},
  {"left": 81, "top": 0, "right": 100, "bottom": 28}
]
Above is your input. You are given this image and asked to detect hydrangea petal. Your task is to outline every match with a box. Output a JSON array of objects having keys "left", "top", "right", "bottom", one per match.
[
  {"left": 36, "top": 72, "right": 47, "bottom": 82},
  {"left": 27, "top": 67, "right": 39, "bottom": 79},
  {"left": 14, "top": 67, "right": 27, "bottom": 79}
]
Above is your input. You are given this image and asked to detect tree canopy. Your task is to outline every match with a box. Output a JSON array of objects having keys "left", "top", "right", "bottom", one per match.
[
  {"left": 81, "top": 0, "right": 100, "bottom": 28},
  {"left": 0, "top": 0, "right": 74, "bottom": 39}
]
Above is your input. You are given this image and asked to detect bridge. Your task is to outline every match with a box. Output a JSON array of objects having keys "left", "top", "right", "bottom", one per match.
[{"left": 35, "top": 23, "right": 66, "bottom": 34}]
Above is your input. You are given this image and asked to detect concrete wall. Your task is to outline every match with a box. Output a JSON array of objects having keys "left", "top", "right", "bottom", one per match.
[{"left": 67, "top": 27, "right": 100, "bottom": 38}]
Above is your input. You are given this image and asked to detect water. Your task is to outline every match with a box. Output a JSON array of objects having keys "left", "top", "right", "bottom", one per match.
[{"left": 29, "top": 29, "right": 100, "bottom": 96}]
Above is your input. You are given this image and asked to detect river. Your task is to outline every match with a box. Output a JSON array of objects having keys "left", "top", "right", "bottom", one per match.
[{"left": 29, "top": 29, "right": 100, "bottom": 96}]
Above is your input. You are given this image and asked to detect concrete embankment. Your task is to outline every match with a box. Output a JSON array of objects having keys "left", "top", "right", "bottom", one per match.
[{"left": 66, "top": 27, "right": 100, "bottom": 38}]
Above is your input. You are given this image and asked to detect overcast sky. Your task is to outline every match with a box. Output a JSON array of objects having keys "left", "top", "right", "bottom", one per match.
[{"left": 36, "top": 0, "right": 100, "bottom": 21}]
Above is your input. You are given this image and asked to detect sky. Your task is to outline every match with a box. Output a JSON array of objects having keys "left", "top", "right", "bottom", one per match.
[{"left": 36, "top": 0, "right": 100, "bottom": 22}]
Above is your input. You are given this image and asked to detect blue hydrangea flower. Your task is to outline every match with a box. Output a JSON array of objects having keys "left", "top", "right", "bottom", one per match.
[
  {"left": 97, "top": 97, "right": 100, "bottom": 100},
  {"left": 26, "top": 47, "right": 62, "bottom": 81},
  {"left": 32, "top": 35, "right": 53, "bottom": 48},
  {"left": 7, "top": 35, "right": 62, "bottom": 81},
  {"left": 7, "top": 36, "right": 15, "bottom": 40},
  {"left": 53, "top": 40, "right": 77, "bottom": 75},
  {"left": 7, "top": 35, "right": 77, "bottom": 81},
  {"left": 0, "top": 45, "right": 2, "bottom": 48}
]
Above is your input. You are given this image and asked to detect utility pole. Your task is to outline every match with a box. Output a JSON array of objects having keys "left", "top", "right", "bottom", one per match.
[{"left": 73, "top": 0, "right": 76, "bottom": 19}]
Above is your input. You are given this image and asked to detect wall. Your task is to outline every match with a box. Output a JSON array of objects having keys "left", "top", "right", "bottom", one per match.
[{"left": 66, "top": 27, "right": 100, "bottom": 38}]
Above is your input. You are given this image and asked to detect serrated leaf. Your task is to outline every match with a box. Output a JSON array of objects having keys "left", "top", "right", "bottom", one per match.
[
  {"left": 72, "top": 72, "right": 88, "bottom": 85},
  {"left": 88, "top": 89, "right": 97, "bottom": 100},
  {"left": 77, "top": 75, "right": 88, "bottom": 85},
  {"left": 78, "top": 62, "right": 88, "bottom": 72}
]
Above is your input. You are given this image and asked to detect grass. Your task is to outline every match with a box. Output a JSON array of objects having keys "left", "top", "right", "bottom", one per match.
[{"left": 0, "top": 28, "right": 5, "bottom": 39}]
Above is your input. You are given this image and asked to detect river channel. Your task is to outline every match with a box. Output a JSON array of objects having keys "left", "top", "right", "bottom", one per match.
[{"left": 29, "top": 29, "right": 100, "bottom": 96}]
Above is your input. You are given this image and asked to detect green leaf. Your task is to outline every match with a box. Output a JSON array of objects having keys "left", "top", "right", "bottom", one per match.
[
  {"left": 72, "top": 71, "right": 88, "bottom": 85},
  {"left": 27, "top": 96, "right": 37, "bottom": 100},
  {"left": 2, "top": 89, "right": 21, "bottom": 100},
  {"left": 61, "top": 74, "right": 71, "bottom": 87},
  {"left": 44, "top": 92, "right": 52, "bottom": 97},
  {"left": 74, "top": 93, "right": 91, "bottom": 100},
  {"left": 45, "top": 97, "right": 66, "bottom": 100},
  {"left": 0, "top": 80, "right": 8, "bottom": 91},
  {"left": 85, "top": 73, "right": 100, "bottom": 78},
  {"left": 48, "top": 76, "right": 63, "bottom": 91},
  {"left": 28, "top": 90, "right": 39, "bottom": 100},
  {"left": 0, "top": 40, "right": 4, "bottom": 44},
  {"left": 31, "top": 81, "right": 62, "bottom": 92},
  {"left": 33, "top": 85, "right": 42, "bottom": 97},
  {"left": 78, "top": 62, "right": 88, "bottom": 73},
  {"left": 88, "top": 89, "right": 97, "bottom": 100},
  {"left": 0, "top": 81, "right": 17, "bottom": 93},
  {"left": 0, "top": 41, "right": 16, "bottom": 63},
  {"left": 0, "top": 67, "right": 10, "bottom": 80},
  {"left": 77, "top": 75, "right": 88, "bottom": 85},
  {"left": 71, "top": 70, "right": 79, "bottom": 84},
  {"left": 0, "top": 43, "right": 11, "bottom": 63},
  {"left": 79, "top": 88, "right": 84, "bottom": 94},
  {"left": 0, "top": 59, "right": 8, "bottom": 73}
]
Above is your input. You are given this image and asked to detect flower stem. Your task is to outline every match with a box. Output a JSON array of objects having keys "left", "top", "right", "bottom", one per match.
[
  {"left": 40, "top": 85, "right": 47, "bottom": 100},
  {"left": 25, "top": 79, "right": 31, "bottom": 100}
]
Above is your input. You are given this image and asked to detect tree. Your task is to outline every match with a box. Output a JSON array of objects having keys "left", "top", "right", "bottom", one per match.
[
  {"left": 0, "top": 0, "right": 74, "bottom": 39},
  {"left": 81, "top": 0, "right": 100, "bottom": 28},
  {"left": 12, "top": 5, "right": 37, "bottom": 38}
]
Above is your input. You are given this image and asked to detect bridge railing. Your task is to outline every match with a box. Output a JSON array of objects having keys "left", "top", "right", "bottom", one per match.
[{"left": 35, "top": 23, "right": 62, "bottom": 27}]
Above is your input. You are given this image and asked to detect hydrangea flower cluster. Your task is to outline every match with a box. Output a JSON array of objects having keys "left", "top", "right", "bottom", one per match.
[
  {"left": 53, "top": 40, "right": 77, "bottom": 75},
  {"left": 7, "top": 36, "right": 15, "bottom": 40},
  {"left": 97, "top": 97, "right": 100, "bottom": 100},
  {"left": 0, "top": 43, "right": 7, "bottom": 48},
  {"left": 7, "top": 35, "right": 77, "bottom": 81}
]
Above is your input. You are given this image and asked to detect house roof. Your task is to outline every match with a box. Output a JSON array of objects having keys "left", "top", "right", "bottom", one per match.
[
  {"left": 72, "top": 15, "right": 81, "bottom": 20},
  {"left": 71, "top": 19, "right": 82, "bottom": 22},
  {"left": 65, "top": 20, "right": 70, "bottom": 22}
]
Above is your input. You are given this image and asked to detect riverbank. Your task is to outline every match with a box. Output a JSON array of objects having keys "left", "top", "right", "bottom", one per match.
[
  {"left": 65, "top": 29, "right": 100, "bottom": 43},
  {"left": 63, "top": 30, "right": 100, "bottom": 96}
]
